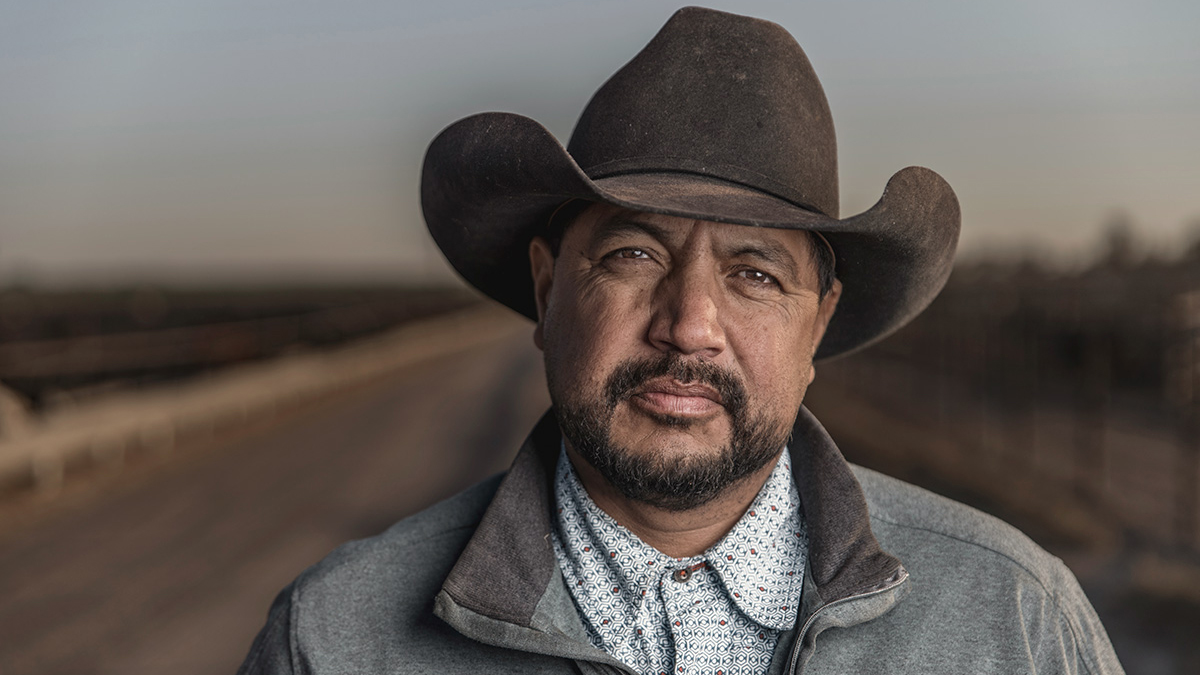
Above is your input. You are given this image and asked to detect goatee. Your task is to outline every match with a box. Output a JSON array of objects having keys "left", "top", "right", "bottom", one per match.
[{"left": 552, "top": 353, "right": 791, "bottom": 511}]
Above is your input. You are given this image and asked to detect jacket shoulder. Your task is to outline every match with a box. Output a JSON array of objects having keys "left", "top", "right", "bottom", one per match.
[
  {"left": 849, "top": 464, "right": 1123, "bottom": 675},
  {"left": 311, "top": 471, "right": 504, "bottom": 577},
  {"left": 238, "top": 473, "right": 505, "bottom": 675},
  {"left": 294, "top": 471, "right": 504, "bottom": 610},
  {"left": 850, "top": 463, "right": 1056, "bottom": 576}
]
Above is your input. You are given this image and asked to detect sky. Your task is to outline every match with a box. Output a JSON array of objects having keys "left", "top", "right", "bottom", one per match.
[{"left": 1, "top": 0, "right": 1197, "bottom": 286}]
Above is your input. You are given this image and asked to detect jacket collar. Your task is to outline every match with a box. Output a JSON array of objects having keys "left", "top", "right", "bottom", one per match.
[{"left": 435, "top": 406, "right": 906, "bottom": 642}]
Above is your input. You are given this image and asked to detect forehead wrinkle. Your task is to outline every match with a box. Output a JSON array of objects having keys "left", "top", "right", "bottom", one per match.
[{"left": 587, "top": 214, "right": 679, "bottom": 248}]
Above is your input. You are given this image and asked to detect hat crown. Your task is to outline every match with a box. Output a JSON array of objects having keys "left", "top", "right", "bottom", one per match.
[{"left": 567, "top": 7, "right": 839, "bottom": 218}]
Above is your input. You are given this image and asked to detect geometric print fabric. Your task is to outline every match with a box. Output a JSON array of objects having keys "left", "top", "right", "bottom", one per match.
[{"left": 551, "top": 446, "right": 808, "bottom": 675}]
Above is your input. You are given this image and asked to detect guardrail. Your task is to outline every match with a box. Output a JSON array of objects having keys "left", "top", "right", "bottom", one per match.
[
  {"left": 0, "top": 289, "right": 477, "bottom": 406},
  {"left": 0, "top": 304, "right": 526, "bottom": 496}
]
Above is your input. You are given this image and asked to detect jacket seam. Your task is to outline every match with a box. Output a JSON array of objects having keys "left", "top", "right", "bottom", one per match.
[
  {"left": 1061, "top": 598, "right": 1098, "bottom": 675},
  {"left": 869, "top": 514, "right": 1049, "bottom": 589},
  {"left": 386, "top": 522, "right": 483, "bottom": 549},
  {"left": 289, "top": 582, "right": 301, "bottom": 675},
  {"left": 868, "top": 514, "right": 1098, "bottom": 675}
]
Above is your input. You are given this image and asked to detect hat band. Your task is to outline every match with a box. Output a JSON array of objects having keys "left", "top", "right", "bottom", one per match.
[{"left": 582, "top": 156, "right": 834, "bottom": 219}]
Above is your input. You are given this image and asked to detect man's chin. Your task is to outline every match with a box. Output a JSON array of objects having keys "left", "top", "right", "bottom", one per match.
[{"left": 556, "top": 400, "right": 788, "bottom": 512}]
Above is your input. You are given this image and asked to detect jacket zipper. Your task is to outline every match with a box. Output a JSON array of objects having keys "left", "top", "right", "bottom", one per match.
[{"left": 784, "top": 568, "right": 909, "bottom": 675}]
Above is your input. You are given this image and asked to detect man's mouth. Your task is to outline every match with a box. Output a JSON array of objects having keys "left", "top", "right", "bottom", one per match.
[{"left": 629, "top": 377, "right": 725, "bottom": 418}]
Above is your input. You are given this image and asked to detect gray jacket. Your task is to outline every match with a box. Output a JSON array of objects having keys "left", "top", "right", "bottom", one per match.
[{"left": 238, "top": 408, "right": 1124, "bottom": 674}]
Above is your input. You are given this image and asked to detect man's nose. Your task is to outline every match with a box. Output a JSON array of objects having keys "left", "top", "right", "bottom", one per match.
[{"left": 647, "top": 271, "right": 727, "bottom": 358}]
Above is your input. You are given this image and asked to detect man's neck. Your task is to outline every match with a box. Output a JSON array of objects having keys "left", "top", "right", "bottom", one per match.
[{"left": 563, "top": 445, "right": 783, "bottom": 559}]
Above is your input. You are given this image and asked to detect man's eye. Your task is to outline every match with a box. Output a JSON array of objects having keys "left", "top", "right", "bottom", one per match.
[
  {"left": 737, "top": 269, "right": 777, "bottom": 285},
  {"left": 612, "top": 248, "right": 650, "bottom": 259}
]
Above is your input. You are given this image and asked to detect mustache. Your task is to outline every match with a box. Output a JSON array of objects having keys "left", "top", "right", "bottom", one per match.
[{"left": 605, "top": 354, "right": 748, "bottom": 415}]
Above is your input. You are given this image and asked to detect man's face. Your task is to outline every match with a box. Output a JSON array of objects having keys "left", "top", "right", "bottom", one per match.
[{"left": 530, "top": 203, "right": 841, "bottom": 510}]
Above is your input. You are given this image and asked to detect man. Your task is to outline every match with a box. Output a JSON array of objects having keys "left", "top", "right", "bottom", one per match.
[{"left": 240, "top": 7, "right": 1123, "bottom": 674}]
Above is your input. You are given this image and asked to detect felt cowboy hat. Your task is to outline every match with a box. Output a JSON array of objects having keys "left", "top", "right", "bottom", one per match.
[{"left": 420, "top": 6, "right": 960, "bottom": 359}]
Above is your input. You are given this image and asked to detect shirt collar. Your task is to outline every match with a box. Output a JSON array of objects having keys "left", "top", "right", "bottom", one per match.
[{"left": 706, "top": 451, "right": 806, "bottom": 630}]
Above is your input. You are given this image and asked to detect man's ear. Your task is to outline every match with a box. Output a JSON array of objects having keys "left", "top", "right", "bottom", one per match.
[
  {"left": 529, "top": 236, "right": 555, "bottom": 350},
  {"left": 806, "top": 278, "right": 842, "bottom": 383},
  {"left": 811, "top": 278, "right": 842, "bottom": 352}
]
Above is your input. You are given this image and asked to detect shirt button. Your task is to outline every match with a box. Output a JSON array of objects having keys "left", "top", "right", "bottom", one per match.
[{"left": 672, "top": 568, "right": 691, "bottom": 583}]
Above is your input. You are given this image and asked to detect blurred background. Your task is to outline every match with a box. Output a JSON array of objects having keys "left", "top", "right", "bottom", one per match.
[{"left": 1, "top": 1, "right": 1197, "bottom": 673}]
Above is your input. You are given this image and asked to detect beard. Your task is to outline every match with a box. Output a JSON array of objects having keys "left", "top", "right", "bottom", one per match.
[{"left": 551, "top": 353, "right": 792, "bottom": 511}]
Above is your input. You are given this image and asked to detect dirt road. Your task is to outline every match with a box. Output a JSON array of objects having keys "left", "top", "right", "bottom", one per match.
[{"left": 0, "top": 326, "right": 549, "bottom": 675}]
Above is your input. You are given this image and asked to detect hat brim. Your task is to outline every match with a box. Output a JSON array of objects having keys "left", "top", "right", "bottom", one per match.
[{"left": 421, "top": 112, "right": 960, "bottom": 360}]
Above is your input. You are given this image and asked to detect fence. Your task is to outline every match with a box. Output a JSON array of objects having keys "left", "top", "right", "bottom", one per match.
[{"left": 811, "top": 262, "right": 1200, "bottom": 559}]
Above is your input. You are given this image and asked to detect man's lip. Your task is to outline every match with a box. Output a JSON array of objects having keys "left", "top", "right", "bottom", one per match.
[
  {"left": 634, "top": 378, "right": 723, "bottom": 405},
  {"left": 626, "top": 377, "right": 725, "bottom": 418}
]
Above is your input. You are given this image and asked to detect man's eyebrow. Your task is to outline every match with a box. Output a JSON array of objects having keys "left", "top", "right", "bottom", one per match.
[
  {"left": 725, "top": 240, "right": 801, "bottom": 282},
  {"left": 588, "top": 217, "right": 673, "bottom": 247}
]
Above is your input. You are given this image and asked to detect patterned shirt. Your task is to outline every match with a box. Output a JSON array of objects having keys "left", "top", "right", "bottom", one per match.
[{"left": 550, "top": 447, "right": 807, "bottom": 675}]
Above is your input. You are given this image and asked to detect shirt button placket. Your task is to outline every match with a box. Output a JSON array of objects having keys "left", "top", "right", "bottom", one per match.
[
  {"left": 663, "top": 572, "right": 689, "bottom": 675},
  {"left": 669, "top": 566, "right": 710, "bottom": 675}
]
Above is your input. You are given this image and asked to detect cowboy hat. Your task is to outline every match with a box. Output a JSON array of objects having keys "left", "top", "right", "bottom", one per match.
[{"left": 420, "top": 6, "right": 960, "bottom": 359}]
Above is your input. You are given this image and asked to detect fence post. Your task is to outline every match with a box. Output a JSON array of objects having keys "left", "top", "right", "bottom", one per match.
[
  {"left": 1073, "top": 330, "right": 1110, "bottom": 503},
  {"left": 1168, "top": 291, "right": 1200, "bottom": 550}
]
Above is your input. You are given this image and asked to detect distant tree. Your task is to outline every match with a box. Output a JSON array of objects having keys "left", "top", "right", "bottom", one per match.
[
  {"left": 1182, "top": 217, "right": 1200, "bottom": 262},
  {"left": 1098, "top": 210, "right": 1139, "bottom": 270}
]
